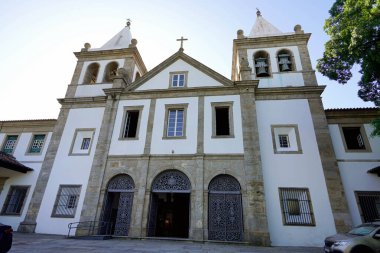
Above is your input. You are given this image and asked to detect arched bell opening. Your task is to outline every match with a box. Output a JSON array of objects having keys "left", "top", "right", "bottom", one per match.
[
  {"left": 83, "top": 63, "right": 100, "bottom": 84},
  {"left": 101, "top": 174, "right": 135, "bottom": 236},
  {"left": 208, "top": 174, "right": 243, "bottom": 241},
  {"left": 253, "top": 51, "right": 271, "bottom": 77},
  {"left": 277, "top": 49, "right": 294, "bottom": 72},
  {"left": 103, "top": 62, "right": 119, "bottom": 82},
  {"left": 147, "top": 170, "right": 191, "bottom": 238}
]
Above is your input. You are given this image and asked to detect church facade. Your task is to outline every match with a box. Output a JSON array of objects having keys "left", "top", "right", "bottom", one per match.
[{"left": 1, "top": 14, "right": 379, "bottom": 247}]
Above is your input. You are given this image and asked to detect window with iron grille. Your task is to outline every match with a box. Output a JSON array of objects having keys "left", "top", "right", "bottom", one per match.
[
  {"left": 1, "top": 135, "right": 18, "bottom": 154},
  {"left": 51, "top": 185, "right": 81, "bottom": 218},
  {"left": 356, "top": 191, "right": 380, "bottom": 222},
  {"left": 279, "top": 188, "right": 315, "bottom": 226},
  {"left": 1, "top": 186, "right": 29, "bottom": 215},
  {"left": 80, "top": 138, "right": 91, "bottom": 150},
  {"left": 278, "top": 134, "right": 290, "bottom": 148},
  {"left": 28, "top": 134, "right": 46, "bottom": 154}
]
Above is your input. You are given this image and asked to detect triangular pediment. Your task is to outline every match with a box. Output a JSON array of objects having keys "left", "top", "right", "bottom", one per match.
[{"left": 128, "top": 50, "right": 232, "bottom": 91}]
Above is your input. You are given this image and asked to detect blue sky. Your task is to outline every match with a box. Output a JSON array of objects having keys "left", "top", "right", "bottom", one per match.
[{"left": 0, "top": 0, "right": 373, "bottom": 120}]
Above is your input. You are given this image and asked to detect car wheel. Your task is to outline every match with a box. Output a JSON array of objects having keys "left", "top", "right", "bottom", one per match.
[{"left": 350, "top": 245, "right": 374, "bottom": 253}]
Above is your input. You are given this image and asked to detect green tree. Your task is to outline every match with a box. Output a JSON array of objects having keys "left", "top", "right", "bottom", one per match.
[{"left": 317, "top": 0, "right": 380, "bottom": 135}]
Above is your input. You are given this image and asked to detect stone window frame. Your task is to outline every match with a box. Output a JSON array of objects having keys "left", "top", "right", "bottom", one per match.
[
  {"left": 119, "top": 106, "right": 144, "bottom": 140},
  {"left": 1, "top": 185, "right": 30, "bottom": 216},
  {"left": 253, "top": 50, "right": 272, "bottom": 78},
  {"left": 169, "top": 71, "right": 188, "bottom": 88},
  {"left": 211, "top": 101, "right": 235, "bottom": 138},
  {"left": 162, "top": 103, "right": 189, "bottom": 139},
  {"left": 271, "top": 124, "right": 302, "bottom": 154},
  {"left": 102, "top": 61, "right": 119, "bottom": 83},
  {"left": 25, "top": 133, "right": 47, "bottom": 156},
  {"left": 276, "top": 48, "right": 296, "bottom": 72},
  {"left": 51, "top": 185, "right": 82, "bottom": 218},
  {"left": 339, "top": 124, "right": 372, "bottom": 153},
  {"left": 1, "top": 134, "right": 20, "bottom": 155},
  {"left": 69, "top": 128, "right": 95, "bottom": 156},
  {"left": 278, "top": 187, "right": 316, "bottom": 226}
]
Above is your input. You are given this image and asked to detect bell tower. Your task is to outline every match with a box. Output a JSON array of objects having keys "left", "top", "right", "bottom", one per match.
[
  {"left": 65, "top": 20, "right": 147, "bottom": 98},
  {"left": 232, "top": 10, "right": 317, "bottom": 87}
]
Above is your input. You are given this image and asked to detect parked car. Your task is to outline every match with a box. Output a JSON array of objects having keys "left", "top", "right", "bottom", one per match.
[
  {"left": 324, "top": 221, "right": 380, "bottom": 253},
  {"left": 0, "top": 223, "right": 12, "bottom": 253}
]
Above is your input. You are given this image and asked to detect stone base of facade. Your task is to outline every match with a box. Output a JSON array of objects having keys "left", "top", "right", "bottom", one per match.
[{"left": 17, "top": 221, "right": 37, "bottom": 233}]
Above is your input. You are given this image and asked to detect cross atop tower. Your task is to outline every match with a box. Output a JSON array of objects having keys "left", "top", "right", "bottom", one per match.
[{"left": 176, "top": 36, "right": 188, "bottom": 51}]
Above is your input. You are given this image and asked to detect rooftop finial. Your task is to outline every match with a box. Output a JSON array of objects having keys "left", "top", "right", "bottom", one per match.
[
  {"left": 256, "top": 8, "right": 261, "bottom": 17},
  {"left": 126, "top": 18, "right": 131, "bottom": 27},
  {"left": 176, "top": 36, "right": 188, "bottom": 51}
]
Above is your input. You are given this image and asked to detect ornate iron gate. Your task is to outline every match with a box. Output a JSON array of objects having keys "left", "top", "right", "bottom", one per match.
[
  {"left": 106, "top": 174, "right": 135, "bottom": 236},
  {"left": 147, "top": 170, "right": 191, "bottom": 237},
  {"left": 208, "top": 175, "right": 243, "bottom": 241}
]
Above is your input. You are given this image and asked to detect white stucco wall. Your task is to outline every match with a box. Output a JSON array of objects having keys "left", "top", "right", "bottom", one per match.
[
  {"left": 0, "top": 132, "right": 52, "bottom": 230},
  {"left": 329, "top": 124, "right": 380, "bottom": 226},
  {"left": 256, "top": 99, "right": 336, "bottom": 246},
  {"left": 150, "top": 97, "right": 198, "bottom": 154},
  {"left": 109, "top": 99, "right": 151, "bottom": 155},
  {"left": 203, "top": 95, "right": 244, "bottom": 154},
  {"left": 35, "top": 107, "right": 104, "bottom": 235},
  {"left": 75, "top": 83, "right": 112, "bottom": 97},
  {"left": 136, "top": 59, "right": 224, "bottom": 91},
  {"left": 247, "top": 46, "right": 304, "bottom": 88}
]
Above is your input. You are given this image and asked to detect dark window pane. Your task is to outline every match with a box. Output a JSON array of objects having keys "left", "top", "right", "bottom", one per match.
[
  {"left": 124, "top": 111, "right": 139, "bottom": 138},
  {"left": 215, "top": 107, "right": 230, "bottom": 136},
  {"left": 342, "top": 127, "right": 365, "bottom": 149}
]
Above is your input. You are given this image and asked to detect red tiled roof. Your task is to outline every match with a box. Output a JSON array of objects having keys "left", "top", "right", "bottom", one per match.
[{"left": 0, "top": 151, "right": 33, "bottom": 173}]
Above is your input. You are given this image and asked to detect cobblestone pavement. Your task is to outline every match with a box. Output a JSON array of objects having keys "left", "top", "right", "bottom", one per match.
[{"left": 10, "top": 233, "right": 323, "bottom": 253}]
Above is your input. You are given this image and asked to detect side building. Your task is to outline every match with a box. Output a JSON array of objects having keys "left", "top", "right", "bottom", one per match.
[{"left": 0, "top": 14, "right": 379, "bottom": 247}]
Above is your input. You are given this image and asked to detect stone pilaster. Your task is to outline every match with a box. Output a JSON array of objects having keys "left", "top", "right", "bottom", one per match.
[
  {"left": 144, "top": 99, "right": 156, "bottom": 154},
  {"left": 78, "top": 92, "right": 121, "bottom": 228},
  {"left": 0, "top": 177, "right": 8, "bottom": 196},
  {"left": 297, "top": 43, "right": 318, "bottom": 86},
  {"left": 18, "top": 107, "right": 70, "bottom": 233},
  {"left": 190, "top": 155, "right": 204, "bottom": 240},
  {"left": 308, "top": 98, "right": 352, "bottom": 232},
  {"left": 65, "top": 60, "right": 85, "bottom": 98},
  {"left": 197, "top": 96, "right": 204, "bottom": 154},
  {"left": 239, "top": 88, "right": 270, "bottom": 246}
]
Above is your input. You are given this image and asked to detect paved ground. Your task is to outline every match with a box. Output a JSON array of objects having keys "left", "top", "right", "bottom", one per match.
[{"left": 10, "top": 233, "right": 323, "bottom": 253}]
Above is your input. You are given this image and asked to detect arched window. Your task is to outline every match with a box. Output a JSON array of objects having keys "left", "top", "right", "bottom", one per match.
[
  {"left": 277, "top": 49, "right": 293, "bottom": 72},
  {"left": 103, "top": 62, "right": 119, "bottom": 83},
  {"left": 83, "top": 63, "right": 100, "bottom": 84},
  {"left": 254, "top": 51, "right": 270, "bottom": 77}
]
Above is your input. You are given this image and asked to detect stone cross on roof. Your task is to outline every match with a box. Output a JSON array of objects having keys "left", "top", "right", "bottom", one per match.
[{"left": 177, "top": 36, "right": 188, "bottom": 51}]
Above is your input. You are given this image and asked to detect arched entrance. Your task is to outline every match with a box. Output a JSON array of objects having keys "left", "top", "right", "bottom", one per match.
[
  {"left": 102, "top": 174, "right": 134, "bottom": 236},
  {"left": 208, "top": 174, "right": 243, "bottom": 241},
  {"left": 147, "top": 170, "right": 191, "bottom": 238}
]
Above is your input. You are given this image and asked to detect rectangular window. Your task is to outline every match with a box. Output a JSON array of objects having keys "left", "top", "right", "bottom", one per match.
[
  {"left": 28, "top": 134, "right": 46, "bottom": 154},
  {"left": 1, "top": 186, "right": 29, "bottom": 215},
  {"left": 278, "top": 134, "right": 290, "bottom": 148},
  {"left": 1, "top": 135, "right": 18, "bottom": 154},
  {"left": 342, "top": 126, "right": 366, "bottom": 150},
  {"left": 212, "top": 102, "right": 234, "bottom": 138},
  {"left": 123, "top": 110, "right": 140, "bottom": 138},
  {"left": 51, "top": 185, "right": 81, "bottom": 218},
  {"left": 356, "top": 191, "right": 380, "bottom": 222},
  {"left": 167, "top": 109, "right": 184, "bottom": 137},
  {"left": 271, "top": 125, "right": 302, "bottom": 154},
  {"left": 279, "top": 188, "right": 315, "bottom": 226},
  {"left": 169, "top": 72, "right": 188, "bottom": 88},
  {"left": 80, "top": 138, "right": 91, "bottom": 150}
]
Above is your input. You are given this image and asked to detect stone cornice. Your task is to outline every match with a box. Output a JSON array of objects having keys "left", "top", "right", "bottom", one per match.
[
  {"left": 255, "top": 85, "right": 325, "bottom": 100},
  {"left": 74, "top": 47, "right": 147, "bottom": 74},
  {"left": 325, "top": 108, "right": 380, "bottom": 124},
  {"left": 57, "top": 96, "right": 107, "bottom": 106},
  {"left": 0, "top": 119, "right": 57, "bottom": 128},
  {"left": 233, "top": 33, "right": 311, "bottom": 48}
]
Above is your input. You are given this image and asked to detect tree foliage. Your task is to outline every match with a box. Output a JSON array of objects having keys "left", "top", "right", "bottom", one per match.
[{"left": 317, "top": 0, "right": 380, "bottom": 135}]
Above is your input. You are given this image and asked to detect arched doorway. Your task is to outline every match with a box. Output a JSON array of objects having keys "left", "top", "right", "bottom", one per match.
[
  {"left": 102, "top": 174, "right": 134, "bottom": 236},
  {"left": 208, "top": 174, "right": 243, "bottom": 241},
  {"left": 147, "top": 170, "right": 191, "bottom": 238}
]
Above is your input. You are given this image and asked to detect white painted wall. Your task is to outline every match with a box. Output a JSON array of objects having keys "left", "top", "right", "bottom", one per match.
[
  {"left": 109, "top": 99, "right": 151, "bottom": 155},
  {"left": 78, "top": 59, "right": 125, "bottom": 85},
  {"left": 35, "top": 107, "right": 104, "bottom": 235},
  {"left": 247, "top": 46, "right": 304, "bottom": 88},
  {"left": 204, "top": 95, "right": 244, "bottom": 154},
  {"left": 136, "top": 59, "right": 224, "bottom": 91},
  {"left": 329, "top": 124, "right": 380, "bottom": 226},
  {"left": 75, "top": 83, "right": 112, "bottom": 97},
  {"left": 150, "top": 97, "right": 198, "bottom": 154},
  {"left": 256, "top": 99, "right": 336, "bottom": 246},
  {"left": 0, "top": 132, "right": 52, "bottom": 230}
]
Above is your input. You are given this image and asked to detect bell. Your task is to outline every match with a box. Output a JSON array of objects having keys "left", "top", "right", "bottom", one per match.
[
  {"left": 257, "top": 66, "right": 267, "bottom": 75},
  {"left": 255, "top": 58, "right": 268, "bottom": 75},
  {"left": 279, "top": 54, "right": 291, "bottom": 71}
]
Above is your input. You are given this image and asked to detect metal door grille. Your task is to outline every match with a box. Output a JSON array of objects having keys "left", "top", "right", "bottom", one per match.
[
  {"left": 208, "top": 175, "right": 243, "bottom": 241},
  {"left": 356, "top": 191, "right": 380, "bottom": 222}
]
